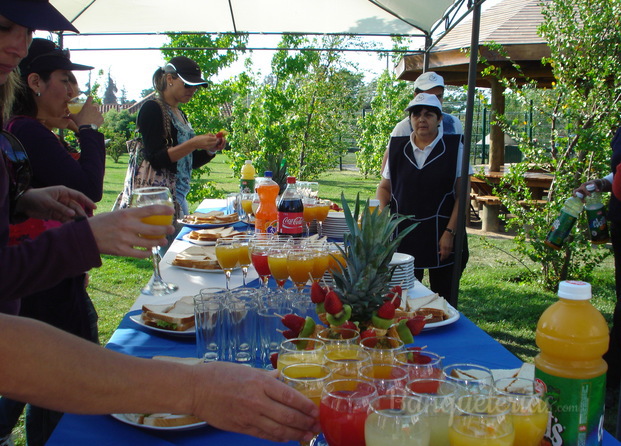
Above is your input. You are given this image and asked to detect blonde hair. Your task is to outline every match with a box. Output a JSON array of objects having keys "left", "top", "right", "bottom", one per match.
[
  {"left": 0, "top": 71, "right": 20, "bottom": 125},
  {"left": 152, "top": 67, "right": 179, "bottom": 98}
]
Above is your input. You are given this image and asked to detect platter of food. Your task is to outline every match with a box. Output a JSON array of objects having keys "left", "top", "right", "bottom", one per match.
[
  {"left": 111, "top": 413, "right": 207, "bottom": 431},
  {"left": 181, "top": 226, "right": 246, "bottom": 246},
  {"left": 405, "top": 293, "right": 460, "bottom": 331},
  {"left": 180, "top": 211, "right": 239, "bottom": 228},
  {"left": 129, "top": 296, "right": 196, "bottom": 336},
  {"left": 170, "top": 245, "right": 222, "bottom": 271}
]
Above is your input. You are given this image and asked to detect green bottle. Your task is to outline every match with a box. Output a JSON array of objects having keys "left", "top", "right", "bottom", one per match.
[
  {"left": 585, "top": 184, "right": 610, "bottom": 244},
  {"left": 545, "top": 193, "right": 584, "bottom": 250}
]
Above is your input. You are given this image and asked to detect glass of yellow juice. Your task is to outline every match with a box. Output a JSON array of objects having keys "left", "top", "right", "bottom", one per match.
[
  {"left": 449, "top": 395, "right": 515, "bottom": 446},
  {"left": 130, "top": 186, "right": 178, "bottom": 296},
  {"left": 494, "top": 378, "right": 548, "bottom": 446}
]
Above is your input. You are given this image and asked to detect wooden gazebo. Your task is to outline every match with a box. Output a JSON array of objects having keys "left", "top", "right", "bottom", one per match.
[{"left": 395, "top": 0, "right": 553, "bottom": 172}]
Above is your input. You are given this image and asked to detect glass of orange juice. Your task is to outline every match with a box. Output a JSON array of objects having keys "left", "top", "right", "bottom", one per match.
[
  {"left": 314, "top": 199, "right": 331, "bottom": 237},
  {"left": 449, "top": 394, "right": 515, "bottom": 446},
  {"left": 215, "top": 238, "right": 240, "bottom": 290},
  {"left": 494, "top": 378, "right": 549, "bottom": 446},
  {"left": 233, "top": 234, "right": 253, "bottom": 286},
  {"left": 287, "top": 247, "right": 314, "bottom": 291},
  {"left": 131, "top": 186, "right": 178, "bottom": 296}
]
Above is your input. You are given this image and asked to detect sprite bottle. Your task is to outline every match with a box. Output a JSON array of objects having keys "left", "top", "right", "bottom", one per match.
[
  {"left": 585, "top": 184, "right": 610, "bottom": 244},
  {"left": 545, "top": 193, "right": 584, "bottom": 250}
]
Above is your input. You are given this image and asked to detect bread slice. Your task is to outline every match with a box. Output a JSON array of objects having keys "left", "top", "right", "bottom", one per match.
[
  {"left": 141, "top": 413, "right": 203, "bottom": 428},
  {"left": 406, "top": 293, "right": 450, "bottom": 323},
  {"left": 172, "top": 246, "right": 220, "bottom": 270},
  {"left": 141, "top": 295, "right": 195, "bottom": 331}
]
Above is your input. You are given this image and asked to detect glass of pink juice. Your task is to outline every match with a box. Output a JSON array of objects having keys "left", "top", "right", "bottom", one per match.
[{"left": 320, "top": 379, "right": 377, "bottom": 446}]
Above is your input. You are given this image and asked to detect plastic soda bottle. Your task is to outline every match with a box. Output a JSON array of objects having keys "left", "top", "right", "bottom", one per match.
[
  {"left": 277, "top": 176, "right": 304, "bottom": 237},
  {"left": 585, "top": 184, "right": 610, "bottom": 244},
  {"left": 535, "top": 280, "right": 609, "bottom": 446},
  {"left": 545, "top": 193, "right": 584, "bottom": 250},
  {"left": 254, "top": 171, "right": 279, "bottom": 234},
  {"left": 240, "top": 160, "right": 256, "bottom": 194}
]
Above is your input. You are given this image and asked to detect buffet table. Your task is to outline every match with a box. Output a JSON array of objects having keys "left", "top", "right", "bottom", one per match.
[{"left": 46, "top": 200, "right": 621, "bottom": 445}]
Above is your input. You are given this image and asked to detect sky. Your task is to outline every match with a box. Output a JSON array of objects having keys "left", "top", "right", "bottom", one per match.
[{"left": 34, "top": 0, "right": 501, "bottom": 103}]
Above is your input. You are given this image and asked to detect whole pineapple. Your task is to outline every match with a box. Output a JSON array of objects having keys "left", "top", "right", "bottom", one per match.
[{"left": 331, "top": 193, "right": 417, "bottom": 324}]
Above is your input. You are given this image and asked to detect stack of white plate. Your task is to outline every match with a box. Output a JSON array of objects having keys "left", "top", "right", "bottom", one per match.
[
  {"left": 322, "top": 212, "right": 349, "bottom": 240},
  {"left": 388, "top": 252, "right": 415, "bottom": 290}
]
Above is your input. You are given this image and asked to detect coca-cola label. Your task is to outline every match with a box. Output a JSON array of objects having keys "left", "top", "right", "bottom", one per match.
[{"left": 278, "top": 212, "right": 304, "bottom": 234}]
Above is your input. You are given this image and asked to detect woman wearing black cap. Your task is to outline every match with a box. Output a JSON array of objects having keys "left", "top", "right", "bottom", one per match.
[
  {"left": 137, "top": 56, "right": 226, "bottom": 217},
  {"left": 0, "top": 37, "right": 105, "bottom": 446}
]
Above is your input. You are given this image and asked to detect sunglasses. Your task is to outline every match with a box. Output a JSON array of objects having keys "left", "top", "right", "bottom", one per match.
[{"left": 0, "top": 131, "right": 32, "bottom": 211}]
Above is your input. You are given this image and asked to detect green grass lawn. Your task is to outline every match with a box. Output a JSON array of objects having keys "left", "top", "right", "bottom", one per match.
[{"left": 11, "top": 153, "right": 617, "bottom": 444}]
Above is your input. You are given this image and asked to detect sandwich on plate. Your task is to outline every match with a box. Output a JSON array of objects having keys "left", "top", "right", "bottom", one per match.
[
  {"left": 141, "top": 295, "right": 195, "bottom": 331},
  {"left": 406, "top": 293, "right": 451, "bottom": 323}
]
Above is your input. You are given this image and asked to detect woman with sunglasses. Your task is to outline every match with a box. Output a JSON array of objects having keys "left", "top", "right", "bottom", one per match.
[
  {"left": 0, "top": 4, "right": 318, "bottom": 445},
  {"left": 0, "top": 38, "right": 105, "bottom": 445},
  {"left": 138, "top": 56, "right": 226, "bottom": 217}
]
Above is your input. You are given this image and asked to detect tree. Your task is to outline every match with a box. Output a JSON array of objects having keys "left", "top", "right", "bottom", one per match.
[
  {"left": 487, "top": 0, "right": 621, "bottom": 288},
  {"left": 228, "top": 35, "right": 367, "bottom": 181},
  {"left": 100, "top": 109, "right": 137, "bottom": 162},
  {"left": 103, "top": 71, "right": 118, "bottom": 105},
  {"left": 356, "top": 37, "right": 413, "bottom": 177}
]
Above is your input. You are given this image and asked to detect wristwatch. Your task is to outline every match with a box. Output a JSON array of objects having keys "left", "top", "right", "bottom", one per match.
[
  {"left": 444, "top": 228, "right": 456, "bottom": 236},
  {"left": 79, "top": 124, "right": 99, "bottom": 131}
]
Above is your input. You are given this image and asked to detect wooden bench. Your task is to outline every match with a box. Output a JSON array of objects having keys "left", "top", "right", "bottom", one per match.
[
  {"left": 476, "top": 195, "right": 502, "bottom": 232},
  {"left": 518, "top": 199, "right": 548, "bottom": 209}
]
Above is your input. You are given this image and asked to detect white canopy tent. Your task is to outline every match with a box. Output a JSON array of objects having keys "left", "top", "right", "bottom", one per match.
[
  {"left": 51, "top": 0, "right": 460, "bottom": 37},
  {"left": 49, "top": 0, "right": 486, "bottom": 307}
]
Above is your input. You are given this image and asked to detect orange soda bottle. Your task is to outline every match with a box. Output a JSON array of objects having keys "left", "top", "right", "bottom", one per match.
[
  {"left": 535, "top": 280, "right": 609, "bottom": 445},
  {"left": 254, "top": 171, "right": 279, "bottom": 234}
]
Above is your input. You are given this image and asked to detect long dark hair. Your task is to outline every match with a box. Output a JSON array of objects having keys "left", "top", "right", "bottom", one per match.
[{"left": 11, "top": 70, "right": 53, "bottom": 118}]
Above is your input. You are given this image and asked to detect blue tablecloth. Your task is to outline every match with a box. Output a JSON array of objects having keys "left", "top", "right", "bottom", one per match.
[{"left": 47, "top": 308, "right": 621, "bottom": 445}]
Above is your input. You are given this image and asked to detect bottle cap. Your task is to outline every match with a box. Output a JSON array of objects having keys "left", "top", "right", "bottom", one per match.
[
  {"left": 586, "top": 184, "right": 596, "bottom": 192},
  {"left": 264, "top": 171, "right": 273, "bottom": 177},
  {"left": 244, "top": 160, "right": 252, "bottom": 165},
  {"left": 557, "top": 280, "right": 591, "bottom": 300},
  {"left": 287, "top": 176, "right": 296, "bottom": 184},
  {"left": 575, "top": 192, "right": 584, "bottom": 199}
]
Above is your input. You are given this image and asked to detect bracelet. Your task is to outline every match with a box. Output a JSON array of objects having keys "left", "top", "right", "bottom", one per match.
[{"left": 445, "top": 228, "right": 456, "bottom": 236}]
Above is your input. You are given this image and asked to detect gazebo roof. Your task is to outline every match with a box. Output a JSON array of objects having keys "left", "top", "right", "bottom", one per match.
[{"left": 396, "top": 0, "right": 553, "bottom": 87}]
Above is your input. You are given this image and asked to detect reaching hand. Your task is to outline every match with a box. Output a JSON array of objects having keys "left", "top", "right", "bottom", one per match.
[
  {"left": 15, "top": 186, "right": 95, "bottom": 221},
  {"left": 87, "top": 206, "right": 174, "bottom": 258},
  {"left": 191, "top": 362, "right": 319, "bottom": 442}
]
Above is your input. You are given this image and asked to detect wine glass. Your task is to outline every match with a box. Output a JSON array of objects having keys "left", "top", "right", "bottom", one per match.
[
  {"left": 131, "top": 186, "right": 178, "bottom": 296},
  {"left": 308, "top": 241, "right": 330, "bottom": 283},
  {"left": 314, "top": 199, "right": 331, "bottom": 237},
  {"left": 442, "top": 363, "right": 494, "bottom": 395},
  {"left": 215, "top": 238, "right": 240, "bottom": 290},
  {"left": 249, "top": 237, "right": 272, "bottom": 288},
  {"left": 267, "top": 242, "right": 290, "bottom": 291},
  {"left": 324, "top": 345, "right": 371, "bottom": 380},
  {"left": 359, "top": 363, "right": 409, "bottom": 396},
  {"left": 277, "top": 338, "right": 326, "bottom": 371},
  {"left": 395, "top": 349, "right": 443, "bottom": 381},
  {"left": 281, "top": 363, "right": 332, "bottom": 446},
  {"left": 365, "top": 394, "right": 430, "bottom": 446},
  {"left": 287, "top": 246, "right": 314, "bottom": 291},
  {"left": 449, "top": 394, "right": 515, "bottom": 445},
  {"left": 360, "top": 336, "right": 404, "bottom": 365},
  {"left": 302, "top": 197, "right": 317, "bottom": 236},
  {"left": 233, "top": 234, "right": 253, "bottom": 286},
  {"left": 317, "top": 327, "right": 360, "bottom": 348},
  {"left": 494, "top": 378, "right": 549, "bottom": 446},
  {"left": 406, "top": 378, "right": 458, "bottom": 446},
  {"left": 320, "top": 378, "right": 377, "bottom": 446}
]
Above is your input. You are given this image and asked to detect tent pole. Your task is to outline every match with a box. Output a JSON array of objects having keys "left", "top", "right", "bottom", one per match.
[{"left": 448, "top": 0, "right": 481, "bottom": 309}]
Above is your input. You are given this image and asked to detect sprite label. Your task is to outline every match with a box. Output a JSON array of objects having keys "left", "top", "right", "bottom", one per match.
[
  {"left": 535, "top": 369, "right": 605, "bottom": 446},
  {"left": 545, "top": 211, "right": 578, "bottom": 249}
]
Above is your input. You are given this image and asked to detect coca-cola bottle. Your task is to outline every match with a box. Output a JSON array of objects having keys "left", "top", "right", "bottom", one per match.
[{"left": 277, "top": 176, "right": 304, "bottom": 237}]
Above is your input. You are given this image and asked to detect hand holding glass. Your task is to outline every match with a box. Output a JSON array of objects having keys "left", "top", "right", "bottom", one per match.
[{"left": 131, "top": 187, "right": 177, "bottom": 295}]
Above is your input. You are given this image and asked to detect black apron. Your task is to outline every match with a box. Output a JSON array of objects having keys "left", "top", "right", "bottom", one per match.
[{"left": 388, "top": 134, "right": 461, "bottom": 269}]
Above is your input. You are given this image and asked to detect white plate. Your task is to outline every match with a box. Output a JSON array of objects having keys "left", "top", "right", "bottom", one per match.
[
  {"left": 129, "top": 314, "right": 195, "bottom": 337},
  {"left": 181, "top": 233, "right": 216, "bottom": 246},
  {"left": 178, "top": 219, "right": 238, "bottom": 229},
  {"left": 389, "top": 253, "right": 415, "bottom": 266},
  {"left": 167, "top": 261, "right": 227, "bottom": 274},
  {"left": 110, "top": 413, "right": 207, "bottom": 431},
  {"left": 422, "top": 304, "right": 460, "bottom": 330}
]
